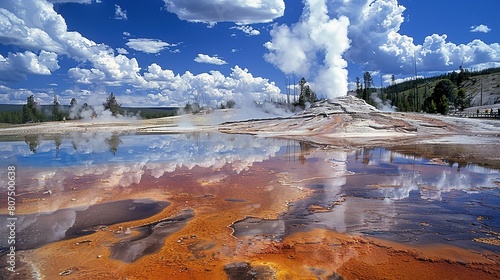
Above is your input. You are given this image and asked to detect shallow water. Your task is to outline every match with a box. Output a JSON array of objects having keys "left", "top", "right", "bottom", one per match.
[
  {"left": 278, "top": 147, "right": 500, "bottom": 250},
  {"left": 0, "top": 199, "right": 169, "bottom": 251},
  {"left": 0, "top": 132, "right": 499, "bottom": 277}
]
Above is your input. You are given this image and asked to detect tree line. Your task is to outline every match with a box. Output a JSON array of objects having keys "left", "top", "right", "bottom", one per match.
[
  {"left": 356, "top": 67, "right": 500, "bottom": 114},
  {"left": 0, "top": 93, "right": 123, "bottom": 124},
  {"left": 0, "top": 93, "right": 175, "bottom": 124}
]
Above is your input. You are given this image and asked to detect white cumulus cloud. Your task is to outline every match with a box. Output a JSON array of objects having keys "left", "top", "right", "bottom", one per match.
[
  {"left": 114, "top": 4, "right": 127, "bottom": 20},
  {"left": 163, "top": 0, "right": 285, "bottom": 25},
  {"left": 470, "top": 24, "right": 491, "bottom": 33},
  {"left": 0, "top": 0, "right": 138, "bottom": 88},
  {"left": 0, "top": 85, "right": 37, "bottom": 104},
  {"left": 125, "top": 38, "right": 172, "bottom": 54},
  {"left": 0, "top": 0, "right": 117, "bottom": 67},
  {"left": 194, "top": 54, "right": 227, "bottom": 65},
  {"left": 0, "top": 0, "right": 283, "bottom": 106},
  {"left": 265, "top": 0, "right": 500, "bottom": 98},
  {"left": 231, "top": 25, "right": 260, "bottom": 36},
  {"left": 0, "top": 50, "right": 59, "bottom": 81},
  {"left": 145, "top": 65, "right": 281, "bottom": 106},
  {"left": 332, "top": 0, "right": 500, "bottom": 74},
  {"left": 116, "top": 47, "right": 129, "bottom": 55}
]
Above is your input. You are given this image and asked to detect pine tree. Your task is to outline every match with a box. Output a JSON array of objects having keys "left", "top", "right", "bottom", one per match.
[
  {"left": 22, "top": 95, "right": 39, "bottom": 123},
  {"left": 103, "top": 93, "right": 121, "bottom": 116},
  {"left": 226, "top": 100, "right": 236, "bottom": 108},
  {"left": 297, "top": 78, "right": 317, "bottom": 109},
  {"left": 423, "top": 79, "right": 454, "bottom": 115},
  {"left": 363, "top": 72, "right": 373, "bottom": 102}
]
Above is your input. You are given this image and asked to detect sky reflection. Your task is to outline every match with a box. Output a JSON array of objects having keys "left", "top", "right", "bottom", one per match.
[
  {"left": 0, "top": 133, "right": 499, "bottom": 252},
  {"left": 347, "top": 148, "right": 499, "bottom": 201}
]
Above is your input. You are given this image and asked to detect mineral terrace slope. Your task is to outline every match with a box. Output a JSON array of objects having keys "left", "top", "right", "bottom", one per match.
[{"left": 218, "top": 96, "right": 500, "bottom": 147}]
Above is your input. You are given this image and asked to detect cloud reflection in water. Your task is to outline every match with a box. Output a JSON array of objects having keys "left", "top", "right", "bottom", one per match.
[{"left": 0, "top": 134, "right": 499, "bottom": 252}]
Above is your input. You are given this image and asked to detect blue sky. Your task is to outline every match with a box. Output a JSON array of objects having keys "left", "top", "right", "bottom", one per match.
[{"left": 0, "top": 0, "right": 499, "bottom": 107}]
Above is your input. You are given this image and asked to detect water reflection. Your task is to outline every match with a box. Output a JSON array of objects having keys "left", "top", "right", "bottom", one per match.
[
  {"left": 0, "top": 199, "right": 169, "bottom": 251},
  {"left": 0, "top": 133, "right": 499, "bottom": 253},
  {"left": 24, "top": 135, "right": 39, "bottom": 153},
  {"left": 22, "top": 132, "right": 122, "bottom": 155},
  {"left": 1, "top": 132, "right": 285, "bottom": 190},
  {"left": 348, "top": 147, "right": 499, "bottom": 201},
  {"left": 278, "top": 147, "right": 500, "bottom": 250},
  {"left": 2, "top": 134, "right": 499, "bottom": 205}
]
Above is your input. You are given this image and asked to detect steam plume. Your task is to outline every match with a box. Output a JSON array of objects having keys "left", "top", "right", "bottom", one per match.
[{"left": 264, "top": 0, "right": 350, "bottom": 99}]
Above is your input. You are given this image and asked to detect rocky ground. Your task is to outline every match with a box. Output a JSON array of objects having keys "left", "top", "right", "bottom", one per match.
[{"left": 218, "top": 96, "right": 500, "bottom": 148}]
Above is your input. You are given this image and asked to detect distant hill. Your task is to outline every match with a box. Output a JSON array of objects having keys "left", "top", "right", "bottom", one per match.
[
  {"left": 381, "top": 67, "right": 500, "bottom": 111},
  {"left": 460, "top": 72, "right": 500, "bottom": 107},
  {"left": 0, "top": 104, "right": 24, "bottom": 113}
]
